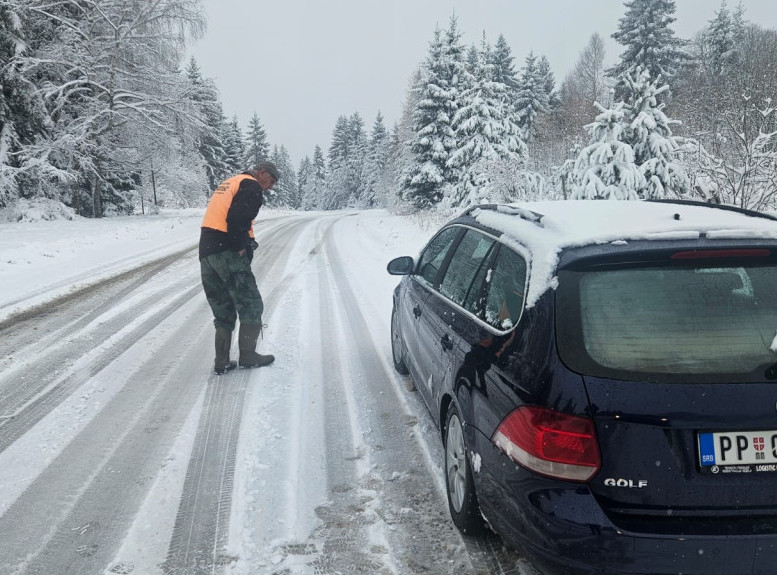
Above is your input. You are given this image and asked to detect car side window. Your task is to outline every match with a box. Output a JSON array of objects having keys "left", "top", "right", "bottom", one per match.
[
  {"left": 484, "top": 247, "right": 528, "bottom": 330},
  {"left": 416, "top": 227, "right": 461, "bottom": 286},
  {"left": 439, "top": 230, "right": 495, "bottom": 307},
  {"left": 462, "top": 246, "right": 497, "bottom": 318}
]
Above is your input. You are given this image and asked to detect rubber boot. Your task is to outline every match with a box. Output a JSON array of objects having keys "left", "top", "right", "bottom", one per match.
[
  {"left": 214, "top": 326, "right": 238, "bottom": 375},
  {"left": 238, "top": 323, "right": 275, "bottom": 368}
]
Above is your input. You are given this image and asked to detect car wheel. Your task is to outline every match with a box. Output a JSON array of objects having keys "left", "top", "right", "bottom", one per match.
[
  {"left": 391, "top": 308, "right": 409, "bottom": 375},
  {"left": 444, "top": 404, "right": 485, "bottom": 535}
]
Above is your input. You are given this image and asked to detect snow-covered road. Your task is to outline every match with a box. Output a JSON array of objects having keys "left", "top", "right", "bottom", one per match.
[{"left": 0, "top": 210, "right": 532, "bottom": 575}]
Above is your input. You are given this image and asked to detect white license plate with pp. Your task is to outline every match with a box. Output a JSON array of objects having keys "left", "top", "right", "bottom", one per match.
[{"left": 698, "top": 430, "right": 777, "bottom": 467}]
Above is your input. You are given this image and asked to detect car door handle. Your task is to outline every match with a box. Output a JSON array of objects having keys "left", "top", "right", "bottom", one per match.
[
  {"left": 413, "top": 305, "right": 422, "bottom": 318},
  {"left": 441, "top": 334, "right": 454, "bottom": 351}
]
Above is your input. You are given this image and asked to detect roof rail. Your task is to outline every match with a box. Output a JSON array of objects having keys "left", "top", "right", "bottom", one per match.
[
  {"left": 647, "top": 199, "right": 777, "bottom": 222},
  {"left": 462, "top": 203, "right": 545, "bottom": 226}
]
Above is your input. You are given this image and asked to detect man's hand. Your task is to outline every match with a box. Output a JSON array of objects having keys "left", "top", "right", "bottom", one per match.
[{"left": 238, "top": 248, "right": 246, "bottom": 257}]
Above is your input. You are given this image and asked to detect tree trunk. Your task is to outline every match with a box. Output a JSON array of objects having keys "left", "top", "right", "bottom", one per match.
[
  {"left": 71, "top": 184, "right": 80, "bottom": 216},
  {"left": 150, "top": 161, "right": 158, "bottom": 206},
  {"left": 92, "top": 171, "right": 101, "bottom": 218},
  {"left": 560, "top": 172, "right": 568, "bottom": 200}
]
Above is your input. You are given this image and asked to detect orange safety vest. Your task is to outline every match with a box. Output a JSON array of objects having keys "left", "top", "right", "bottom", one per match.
[{"left": 201, "top": 174, "right": 258, "bottom": 238}]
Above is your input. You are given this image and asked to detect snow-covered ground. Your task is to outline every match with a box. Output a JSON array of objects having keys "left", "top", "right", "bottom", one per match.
[
  {"left": 0, "top": 208, "right": 534, "bottom": 574},
  {"left": 0, "top": 208, "right": 445, "bottom": 323}
]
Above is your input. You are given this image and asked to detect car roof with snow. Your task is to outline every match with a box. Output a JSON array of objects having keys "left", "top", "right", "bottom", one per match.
[{"left": 455, "top": 199, "right": 777, "bottom": 307}]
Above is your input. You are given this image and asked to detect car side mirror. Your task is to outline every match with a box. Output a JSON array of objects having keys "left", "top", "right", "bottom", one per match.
[{"left": 387, "top": 256, "right": 415, "bottom": 275}]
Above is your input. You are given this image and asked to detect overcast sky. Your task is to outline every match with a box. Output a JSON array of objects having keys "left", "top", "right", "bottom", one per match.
[{"left": 189, "top": 0, "right": 777, "bottom": 166}]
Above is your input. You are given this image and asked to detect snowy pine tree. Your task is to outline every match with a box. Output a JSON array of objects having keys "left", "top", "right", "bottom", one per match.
[
  {"left": 515, "top": 52, "right": 548, "bottom": 142},
  {"left": 345, "top": 112, "right": 368, "bottom": 207},
  {"left": 363, "top": 111, "right": 390, "bottom": 208},
  {"left": 0, "top": 5, "right": 46, "bottom": 204},
  {"left": 222, "top": 115, "right": 246, "bottom": 175},
  {"left": 447, "top": 34, "right": 527, "bottom": 207},
  {"left": 466, "top": 44, "right": 480, "bottom": 77},
  {"left": 706, "top": 1, "right": 734, "bottom": 78},
  {"left": 490, "top": 35, "right": 520, "bottom": 95},
  {"left": 731, "top": 2, "right": 747, "bottom": 47},
  {"left": 324, "top": 115, "right": 350, "bottom": 210},
  {"left": 328, "top": 115, "right": 351, "bottom": 166},
  {"left": 610, "top": 0, "right": 687, "bottom": 88},
  {"left": 624, "top": 68, "right": 689, "bottom": 198},
  {"left": 443, "top": 15, "right": 470, "bottom": 107},
  {"left": 324, "top": 113, "right": 368, "bottom": 209},
  {"left": 187, "top": 59, "right": 229, "bottom": 193},
  {"left": 301, "top": 145, "right": 327, "bottom": 210},
  {"left": 404, "top": 17, "right": 469, "bottom": 209},
  {"left": 244, "top": 112, "right": 270, "bottom": 167},
  {"left": 571, "top": 102, "right": 645, "bottom": 200},
  {"left": 536, "top": 55, "right": 559, "bottom": 109},
  {"left": 488, "top": 34, "right": 523, "bottom": 138},
  {"left": 268, "top": 145, "right": 296, "bottom": 207},
  {"left": 296, "top": 156, "right": 312, "bottom": 210},
  {"left": 403, "top": 27, "right": 457, "bottom": 208},
  {"left": 388, "top": 70, "right": 423, "bottom": 209}
]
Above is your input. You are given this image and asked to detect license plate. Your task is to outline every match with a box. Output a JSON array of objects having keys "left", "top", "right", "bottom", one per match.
[{"left": 698, "top": 430, "right": 777, "bottom": 470}]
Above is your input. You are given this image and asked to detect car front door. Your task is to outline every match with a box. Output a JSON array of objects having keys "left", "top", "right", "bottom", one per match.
[{"left": 402, "top": 227, "right": 462, "bottom": 402}]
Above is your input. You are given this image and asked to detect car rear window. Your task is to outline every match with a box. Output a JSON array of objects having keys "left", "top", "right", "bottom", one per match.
[
  {"left": 484, "top": 247, "right": 527, "bottom": 330},
  {"left": 556, "top": 264, "right": 777, "bottom": 382}
]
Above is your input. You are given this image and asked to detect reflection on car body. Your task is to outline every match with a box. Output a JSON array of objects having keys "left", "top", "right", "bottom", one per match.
[{"left": 388, "top": 199, "right": 777, "bottom": 575}]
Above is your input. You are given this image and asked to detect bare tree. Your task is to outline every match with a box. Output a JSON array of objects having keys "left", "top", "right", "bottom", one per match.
[
  {"left": 567, "top": 33, "right": 609, "bottom": 106},
  {"left": 691, "top": 96, "right": 777, "bottom": 211},
  {"left": 3, "top": 0, "right": 205, "bottom": 215},
  {"left": 538, "top": 34, "right": 612, "bottom": 175}
]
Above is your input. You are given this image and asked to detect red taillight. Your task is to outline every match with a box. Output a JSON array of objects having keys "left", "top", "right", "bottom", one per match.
[
  {"left": 671, "top": 249, "right": 770, "bottom": 259},
  {"left": 492, "top": 406, "right": 601, "bottom": 482}
]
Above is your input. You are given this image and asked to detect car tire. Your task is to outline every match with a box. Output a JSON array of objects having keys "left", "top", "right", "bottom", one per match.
[
  {"left": 444, "top": 404, "right": 485, "bottom": 536},
  {"left": 391, "top": 308, "right": 409, "bottom": 375}
]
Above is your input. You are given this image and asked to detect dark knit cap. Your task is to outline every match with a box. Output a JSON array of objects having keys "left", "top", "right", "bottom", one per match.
[{"left": 253, "top": 161, "right": 280, "bottom": 181}]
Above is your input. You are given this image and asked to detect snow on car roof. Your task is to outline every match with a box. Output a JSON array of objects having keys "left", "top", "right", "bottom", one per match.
[{"left": 472, "top": 200, "right": 777, "bottom": 308}]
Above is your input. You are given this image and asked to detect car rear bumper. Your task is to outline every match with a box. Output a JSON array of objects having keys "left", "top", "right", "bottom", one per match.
[{"left": 471, "top": 431, "right": 777, "bottom": 575}]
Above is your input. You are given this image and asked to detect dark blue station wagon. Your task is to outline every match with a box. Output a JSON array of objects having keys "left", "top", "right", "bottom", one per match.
[{"left": 388, "top": 199, "right": 777, "bottom": 575}]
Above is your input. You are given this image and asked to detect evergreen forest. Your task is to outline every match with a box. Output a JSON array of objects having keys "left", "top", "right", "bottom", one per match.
[{"left": 1, "top": 0, "right": 776, "bottom": 217}]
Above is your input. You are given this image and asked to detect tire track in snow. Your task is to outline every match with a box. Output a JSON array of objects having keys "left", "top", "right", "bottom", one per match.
[
  {"left": 0, "top": 244, "right": 197, "bottom": 326},
  {"left": 246, "top": 214, "right": 395, "bottom": 575},
  {"left": 162, "top": 368, "right": 249, "bottom": 575},
  {"left": 0, "top": 279, "right": 203, "bottom": 455},
  {"left": 0, "top": 296, "right": 213, "bottom": 575},
  {"left": 0, "top": 251, "right": 201, "bottom": 406},
  {"left": 304, "top": 217, "right": 392, "bottom": 575}
]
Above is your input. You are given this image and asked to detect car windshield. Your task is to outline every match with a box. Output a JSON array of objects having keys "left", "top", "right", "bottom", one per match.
[{"left": 557, "top": 264, "right": 777, "bottom": 381}]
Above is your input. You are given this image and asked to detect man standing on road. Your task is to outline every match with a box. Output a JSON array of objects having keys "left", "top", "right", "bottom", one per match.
[{"left": 199, "top": 161, "right": 279, "bottom": 374}]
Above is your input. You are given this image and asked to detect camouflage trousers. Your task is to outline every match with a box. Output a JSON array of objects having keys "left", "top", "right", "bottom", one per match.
[{"left": 200, "top": 250, "right": 264, "bottom": 331}]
